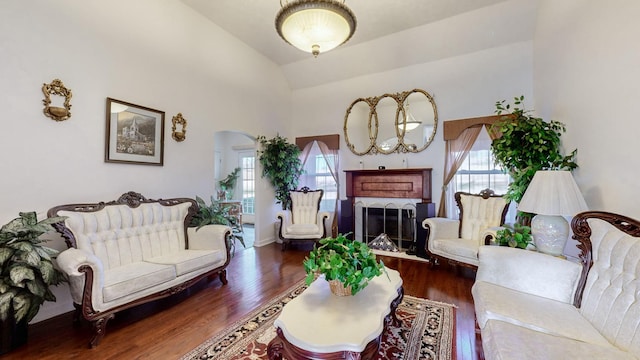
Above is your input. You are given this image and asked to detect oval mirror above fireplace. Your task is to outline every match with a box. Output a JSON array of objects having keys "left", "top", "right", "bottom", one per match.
[{"left": 344, "top": 88, "right": 438, "bottom": 155}]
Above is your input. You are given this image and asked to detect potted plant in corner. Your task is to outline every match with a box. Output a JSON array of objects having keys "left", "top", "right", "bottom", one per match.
[
  {"left": 256, "top": 134, "right": 304, "bottom": 210},
  {"left": 0, "top": 212, "right": 67, "bottom": 354},
  {"left": 303, "top": 234, "right": 386, "bottom": 296},
  {"left": 491, "top": 95, "right": 578, "bottom": 223},
  {"left": 218, "top": 167, "right": 241, "bottom": 201}
]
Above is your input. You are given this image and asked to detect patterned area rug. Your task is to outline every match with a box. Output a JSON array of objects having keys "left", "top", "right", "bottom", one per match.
[{"left": 180, "top": 279, "right": 455, "bottom": 360}]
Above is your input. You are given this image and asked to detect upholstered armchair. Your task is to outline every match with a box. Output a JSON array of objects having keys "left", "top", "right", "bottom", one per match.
[
  {"left": 422, "top": 189, "right": 509, "bottom": 269},
  {"left": 277, "top": 187, "right": 330, "bottom": 251}
]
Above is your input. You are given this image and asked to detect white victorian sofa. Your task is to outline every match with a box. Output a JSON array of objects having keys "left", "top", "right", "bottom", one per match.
[
  {"left": 47, "top": 191, "right": 231, "bottom": 348},
  {"left": 473, "top": 211, "right": 640, "bottom": 359}
]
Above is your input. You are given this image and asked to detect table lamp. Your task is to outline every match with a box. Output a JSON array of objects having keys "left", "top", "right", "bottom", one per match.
[{"left": 517, "top": 170, "right": 588, "bottom": 256}]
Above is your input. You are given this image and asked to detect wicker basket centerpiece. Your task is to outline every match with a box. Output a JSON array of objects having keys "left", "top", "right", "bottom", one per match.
[{"left": 303, "top": 234, "right": 386, "bottom": 296}]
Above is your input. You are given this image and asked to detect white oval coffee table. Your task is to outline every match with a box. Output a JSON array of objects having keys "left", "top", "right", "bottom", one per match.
[{"left": 267, "top": 268, "right": 404, "bottom": 360}]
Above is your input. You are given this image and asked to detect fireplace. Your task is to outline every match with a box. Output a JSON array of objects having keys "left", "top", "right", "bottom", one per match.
[
  {"left": 339, "top": 169, "right": 435, "bottom": 257},
  {"left": 360, "top": 205, "right": 416, "bottom": 250}
]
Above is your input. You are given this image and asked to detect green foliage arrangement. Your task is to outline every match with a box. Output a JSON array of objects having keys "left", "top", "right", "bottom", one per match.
[
  {"left": 0, "top": 212, "right": 67, "bottom": 323},
  {"left": 495, "top": 223, "right": 533, "bottom": 249},
  {"left": 303, "top": 234, "right": 386, "bottom": 295},
  {"left": 190, "top": 196, "right": 245, "bottom": 253},
  {"left": 256, "top": 134, "right": 304, "bottom": 210},
  {"left": 491, "top": 96, "right": 578, "bottom": 207},
  {"left": 218, "top": 167, "right": 241, "bottom": 193}
]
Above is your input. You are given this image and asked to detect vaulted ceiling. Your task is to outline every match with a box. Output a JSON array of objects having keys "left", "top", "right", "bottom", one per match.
[{"left": 181, "top": 0, "right": 534, "bottom": 89}]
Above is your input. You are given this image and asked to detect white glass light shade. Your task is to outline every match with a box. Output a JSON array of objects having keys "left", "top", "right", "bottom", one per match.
[
  {"left": 398, "top": 112, "right": 421, "bottom": 131},
  {"left": 518, "top": 170, "right": 588, "bottom": 256},
  {"left": 276, "top": 0, "right": 356, "bottom": 57}
]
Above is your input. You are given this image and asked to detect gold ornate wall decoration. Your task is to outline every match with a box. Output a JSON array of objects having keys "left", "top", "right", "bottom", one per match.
[
  {"left": 42, "top": 79, "right": 72, "bottom": 121},
  {"left": 344, "top": 88, "right": 438, "bottom": 155},
  {"left": 171, "top": 113, "right": 187, "bottom": 142}
]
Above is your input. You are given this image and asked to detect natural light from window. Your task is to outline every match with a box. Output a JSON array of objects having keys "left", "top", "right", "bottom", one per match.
[
  {"left": 240, "top": 153, "right": 255, "bottom": 215},
  {"left": 448, "top": 128, "right": 514, "bottom": 221}
]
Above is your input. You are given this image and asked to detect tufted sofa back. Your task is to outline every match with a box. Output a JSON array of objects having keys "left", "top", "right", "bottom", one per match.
[
  {"left": 579, "top": 217, "right": 640, "bottom": 357},
  {"left": 57, "top": 202, "right": 192, "bottom": 271},
  {"left": 290, "top": 189, "right": 323, "bottom": 225},
  {"left": 457, "top": 192, "right": 509, "bottom": 241}
]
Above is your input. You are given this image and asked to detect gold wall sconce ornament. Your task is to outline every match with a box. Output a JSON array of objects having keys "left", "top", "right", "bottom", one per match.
[
  {"left": 42, "top": 79, "right": 72, "bottom": 121},
  {"left": 171, "top": 113, "right": 187, "bottom": 142}
]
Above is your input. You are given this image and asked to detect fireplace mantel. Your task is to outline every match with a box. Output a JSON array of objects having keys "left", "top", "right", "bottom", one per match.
[{"left": 344, "top": 168, "right": 432, "bottom": 203}]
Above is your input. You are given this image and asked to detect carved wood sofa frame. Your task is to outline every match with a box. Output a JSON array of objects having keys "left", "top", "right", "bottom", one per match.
[
  {"left": 570, "top": 211, "right": 640, "bottom": 307},
  {"left": 47, "top": 191, "right": 231, "bottom": 348}
]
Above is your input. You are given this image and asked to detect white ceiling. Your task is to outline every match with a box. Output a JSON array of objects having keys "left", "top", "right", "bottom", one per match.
[{"left": 181, "top": 0, "right": 509, "bottom": 66}]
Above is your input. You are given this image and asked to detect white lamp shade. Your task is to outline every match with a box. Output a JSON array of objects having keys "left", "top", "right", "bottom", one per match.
[
  {"left": 276, "top": 0, "right": 356, "bottom": 56},
  {"left": 518, "top": 170, "right": 588, "bottom": 216}
]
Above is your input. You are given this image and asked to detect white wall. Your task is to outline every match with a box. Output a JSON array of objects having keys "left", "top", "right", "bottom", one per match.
[
  {"left": 534, "top": 1, "right": 640, "bottom": 219},
  {"left": 0, "top": 0, "right": 290, "bottom": 322},
  {"left": 290, "top": 3, "right": 536, "bottom": 207}
]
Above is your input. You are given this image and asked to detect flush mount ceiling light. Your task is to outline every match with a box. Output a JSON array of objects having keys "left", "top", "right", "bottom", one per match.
[
  {"left": 275, "top": 0, "right": 357, "bottom": 57},
  {"left": 398, "top": 101, "right": 422, "bottom": 131}
]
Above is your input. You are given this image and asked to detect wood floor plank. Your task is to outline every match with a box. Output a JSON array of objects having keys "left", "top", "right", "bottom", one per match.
[{"left": 4, "top": 243, "right": 482, "bottom": 359}]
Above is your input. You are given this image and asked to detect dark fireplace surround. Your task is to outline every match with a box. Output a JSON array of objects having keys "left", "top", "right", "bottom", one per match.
[{"left": 339, "top": 168, "right": 435, "bottom": 258}]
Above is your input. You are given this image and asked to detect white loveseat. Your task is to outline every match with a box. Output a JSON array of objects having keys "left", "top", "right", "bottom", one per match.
[
  {"left": 472, "top": 211, "right": 640, "bottom": 359},
  {"left": 48, "top": 192, "right": 231, "bottom": 348}
]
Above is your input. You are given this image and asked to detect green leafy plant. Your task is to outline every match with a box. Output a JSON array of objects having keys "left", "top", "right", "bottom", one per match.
[
  {"left": 190, "top": 196, "right": 245, "bottom": 254},
  {"left": 0, "top": 212, "right": 67, "bottom": 324},
  {"left": 256, "top": 134, "right": 304, "bottom": 210},
  {"left": 218, "top": 167, "right": 241, "bottom": 198},
  {"left": 495, "top": 223, "right": 533, "bottom": 249},
  {"left": 303, "top": 234, "right": 386, "bottom": 295},
  {"left": 491, "top": 96, "right": 578, "bottom": 210}
]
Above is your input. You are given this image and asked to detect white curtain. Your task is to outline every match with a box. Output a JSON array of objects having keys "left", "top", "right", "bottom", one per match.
[{"left": 300, "top": 140, "right": 340, "bottom": 237}]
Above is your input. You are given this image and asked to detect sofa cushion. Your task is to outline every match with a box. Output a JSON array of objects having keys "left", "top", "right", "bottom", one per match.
[
  {"left": 458, "top": 193, "right": 508, "bottom": 241},
  {"left": 285, "top": 223, "right": 321, "bottom": 235},
  {"left": 59, "top": 202, "right": 192, "bottom": 270},
  {"left": 580, "top": 218, "right": 640, "bottom": 356},
  {"left": 431, "top": 238, "right": 478, "bottom": 261},
  {"left": 103, "top": 262, "right": 176, "bottom": 303},
  {"left": 482, "top": 320, "right": 634, "bottom": 360},
  {"left": 473, "top": 281, "right": 611, "bottom": 347},
  {"left": 290, "top": 190, "right": 322, "bottom": 224},
  {"left": 146, "top": 249, "right": 225, "bottom": 276}
]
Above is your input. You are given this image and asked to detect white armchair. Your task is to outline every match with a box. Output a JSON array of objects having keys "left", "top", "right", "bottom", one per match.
[
  {"left": 277, "top": 187, "right": 330, "bottom": 251},
  {"left": 422, "top": 189, "right": 509, "bottom": 268}
]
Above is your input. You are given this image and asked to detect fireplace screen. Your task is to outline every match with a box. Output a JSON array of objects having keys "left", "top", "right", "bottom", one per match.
[{"left": 355, "top": 202, "right": 417, "bottom": 252}]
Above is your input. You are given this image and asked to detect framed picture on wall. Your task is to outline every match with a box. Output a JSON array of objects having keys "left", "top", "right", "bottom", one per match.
[{"left": 105, "top": 98, "right": 165, "bottom": 166}]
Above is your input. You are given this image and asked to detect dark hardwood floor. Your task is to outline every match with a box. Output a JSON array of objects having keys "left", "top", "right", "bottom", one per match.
[{"left": 5, "top": 243, "right": 482, "bottom": 359}]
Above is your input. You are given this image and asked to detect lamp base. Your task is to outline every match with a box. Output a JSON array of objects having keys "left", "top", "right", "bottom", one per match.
[{"left": 531, "top": 214, "right": 569, "bottom": 256}]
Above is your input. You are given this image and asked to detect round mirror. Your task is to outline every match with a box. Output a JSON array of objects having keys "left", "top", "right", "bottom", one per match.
[
  {"left": 398, "top": 89, "right": 438, "bottom": 153},
  {"left": 344, "top": 98, "right": 375, "bottom": 155},
  {"left": 374, "top": 94, "right": 402, "bottom": 154}
]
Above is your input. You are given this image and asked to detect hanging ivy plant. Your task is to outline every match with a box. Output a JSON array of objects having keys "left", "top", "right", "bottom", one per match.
[
  {"left": 491, "top": 96, "right": 578, "bottom": 212},
  {"left": 256, "top": 134, "right": 304, "bottom": 210}
]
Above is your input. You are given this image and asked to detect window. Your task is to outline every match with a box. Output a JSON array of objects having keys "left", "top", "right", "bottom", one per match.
[
  {"left": 299, "top": 143, "right": 338, "bottom": 213},
  {"left": 448, "top": 128, "right": 514, "bottom": 221},
  {"left": 239, "top": 152, "right": 255, "bottom": 215}
]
